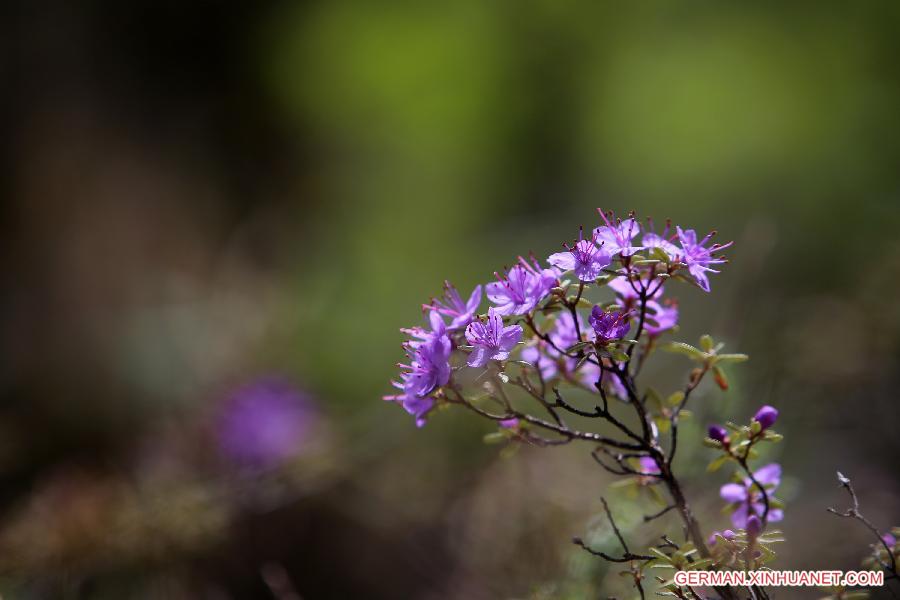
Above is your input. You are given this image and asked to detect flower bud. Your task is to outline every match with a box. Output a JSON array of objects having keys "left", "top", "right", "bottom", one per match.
[
  {"left": 707, "top": 424, "right": 728, "bottom": 443},
  {"left": 746, "top": 515, "right": 763, "bottom": 537},
  {"left": 722, "top": 529, "right": 736, "bottom": 540},
  {"left": 753, "top": 405, "right": 779, "bottom": 430}
]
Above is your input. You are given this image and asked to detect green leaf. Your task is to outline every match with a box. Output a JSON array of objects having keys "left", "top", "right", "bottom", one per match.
[
  {"left": 648, "top": 547, "right": 672, "bottom": 563},
  {"left": 483, "top": 432, "right": 506, "bottom": 444},
  {"left": 649, "top": 247, "right": 670, "bottom": 262},
  {"left": 646, "top": 387, "right": 663, "bottom": 410},
  {"left": 716, "top": 353, "right": 750, "bottom": 363},
  {"left": 700, "top": 334, "right": 714, "bottom": 352},
  {"left": 660, "top": 342, "right": 706, "bottom": 360},
  {"left": 610, "top": 348, "right": 630, "bottom": 362},
  {"left": 707, "top": 455, "right": 731, "bottom": 472},
  {"left": 565, "top": 341, "right": 591, "bottom": 354},
  {"left": 666, "top": 391, "right": 685, "bottom": 406}
]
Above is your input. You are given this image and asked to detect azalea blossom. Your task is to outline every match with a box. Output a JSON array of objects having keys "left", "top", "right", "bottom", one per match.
[
  {"left": 593, "top": 211, "right": 644, "bottom": 257},
  {"left": 589, "top": 306, "right": 631, "bottom": 344},
  {"left": 465, "top": 307, "right": 523, "bottom": 368},
  {"left": 644, "top": 300, "right": 678, "bottom": 336},
  {"left": 720, "top": 463, "right": 784, "bottom": 529},
  {"left": 547, "top": 229, "right": 611, "bottom": 282},
  {"left": 675, "top": 226, "right": 732, "bottom": 292},
  {"left": 427, "top": 281, "right": 482, "bottom": 330},
  {"left": 385, "top": 333, "right": 452, "bottom": 427},
  {"left": 520, "top": 312, "right": 598, "bottom": 383},
  {"left": 486, "top": 258, "right": 557, "bottom": 316}
]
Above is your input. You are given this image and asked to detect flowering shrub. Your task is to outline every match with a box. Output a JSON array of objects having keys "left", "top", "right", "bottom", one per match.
[{"left": 383, "top": 209, "right": 892, "bottom": 598}]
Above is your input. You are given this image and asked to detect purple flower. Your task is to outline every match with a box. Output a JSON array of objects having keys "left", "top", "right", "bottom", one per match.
[
  {"left": 883, "top": 533, "right": 897, "bottom": 548},
  {"left": 499, "top": 418, "right": 519, "bottom": 429},
  {"left": 401, "top": 310, "right": 448, "bottom": 349},
  {"left": 486, "top": 257, "right": 557, "bottom": 316},
  {"left": 638, "top": 456, "right": 659, "bottom": 475},
  {"left": 708, "top": 424, "right": 728, "bottom": 442},
  {"left": 608, "top": 275, "right": 665, "bottom": 310},
  {"left": 753, "top": 405, "right": 779, "bottom": 430},
  {"left": 589, "top": 306, "right": 631, "bottom": 344},
  {"left": 642, "top": 231, "right": 680, "bottom": 258},
  {"left": 465, "top": 307, "right": 523, "bottom": 368},
  {"left": 521, "top": 312, "right": 597, "bottom": 382},
  {"left": 387, "top": 333, "right": 452, "bottom": 427},
  {"left": 720, "top": 463, "right": 784, "bottom": 529},
  {"left": 547, "top": 229, "right": 612, "bottom": 282},
  {"left": 746, "top": 515, "right": 763, "bottom": 537},
  {"left": 675, "top": 227, "right": 733, "bottom": 292},
  {"left": 709, "top": 529, "right": 736, "bottom": 546},
  {"left": 593, "top": 211, "right": 644, "bottom": 257},
  {"left": 218, "top": 377, "right": 316, "bottom": 468},
  {"left": 644, "top": 300, "right": 678, "bottom": 336},
  {"left": 427, "top": 281, "right": 482, "bottom": 331}
]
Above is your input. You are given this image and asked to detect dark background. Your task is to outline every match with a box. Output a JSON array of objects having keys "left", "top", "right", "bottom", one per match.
[{"left": 1, "top": 1, "right": 899, "bottom": 598}]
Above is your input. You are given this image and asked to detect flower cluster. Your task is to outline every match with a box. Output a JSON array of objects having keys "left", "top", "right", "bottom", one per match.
[
  {"left": 385, "top": 209, "right": 732, "bottom": 427},
  {"left": 383, "top": 209, "right": 782, "bottom": 599},
  {"left": 704, "top": 403, "right": 785, "bottom": 569}
]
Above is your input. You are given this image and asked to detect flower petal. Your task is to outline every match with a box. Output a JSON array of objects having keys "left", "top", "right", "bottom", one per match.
[
  {"left": 720, "top": 483, "right": 748, "bottom": 503},
  {"left": 753, "top": 463, "right": 782, "bottom": 488}
]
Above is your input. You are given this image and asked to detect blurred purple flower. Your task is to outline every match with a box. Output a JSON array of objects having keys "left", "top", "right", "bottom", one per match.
[
  {"left": 427, "top": 281, "right": 482, "bottom": 331},
  {"left": 589, "top": 306, "right": 631, "bottom": 344},
  {"left": 644, "top": 300, "right": 678, "bottom": 336},
  {"left": 638, "top": 456, "right": 659, "bottom": 475},
  {"left": 883, "top": 533, "right": 897, "bottom": 547},
  {"left": 218, "top": 377, "right": 317, "bottom": 468},
  {"left": 746, "top": 515, "right": 763, "bottom": 537},
  {"left": 708, "top": 424, "right": 728, "bottom": 442},
  {"left": 487, "top": 258, "right": 557, "bottom": 316},
  {"left": 521, "top": 312, "right": 597, "bottom": 383},
  {"left": 720, "top": 463, "right": 784, "bottom": 529},
  {"left": 675, "top": 227, "right": 732, "bottom": 292},
  {"left": 547, "top": 229, "right": 611, "bottom": 282},
  {"left": 753, "top": 405, "right": 779, "bottom": 430},
  {"left": 609, "top": 276, "right": 665, "bottom": 315},
  {"left": 499, "top": 418, "right": 519, "bottom": 429},
  {"left": 465, "top": 307, "right": 522, "bottom": 368},
  {"left": 709, "top": 529, "right": 736, "bottom": 545}
]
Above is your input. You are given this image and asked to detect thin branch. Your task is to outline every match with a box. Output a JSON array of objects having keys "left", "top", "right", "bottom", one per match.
[
  {"left": 643, "top": 504, "right": 677, "bottom": 523},
  {"left": 827, "top": 472, "right": 900, "bottom": 584}
]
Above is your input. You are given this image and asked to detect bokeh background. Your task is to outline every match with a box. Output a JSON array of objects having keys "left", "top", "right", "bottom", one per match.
[{"left": 2, "top": 1, "right": 900, "bottom": 598}]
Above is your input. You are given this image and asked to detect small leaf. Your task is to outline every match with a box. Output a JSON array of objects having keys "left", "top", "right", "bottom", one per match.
[
  {"left": 483, "top": 432, "right": 506, "bottom": 444},
  {"left": 666, "top": 391, "right": 685, "bottom": 406},
  {"left": 700, "top": 334, "right": 714, "bottom": 352},
  {"left": 565, "top": 341, "right": 591, "bottom": 353},
  {"left": 611, "top": 348, "right": 630, "bottom": 362},
  {"left": 716, "top": 353, "right": 749, "bottom": 363},
  {"left": 649, "top": 247, "right": 670, "bottom": 262},
  {"left": 707, "top": 455, "right": 731, "bottom": 472},
  {"left": 660, "top": 342, "right": 706, "bottom": 360},
  {"left": 713, "top": 366, "right": 729, "bottom": 390}
]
